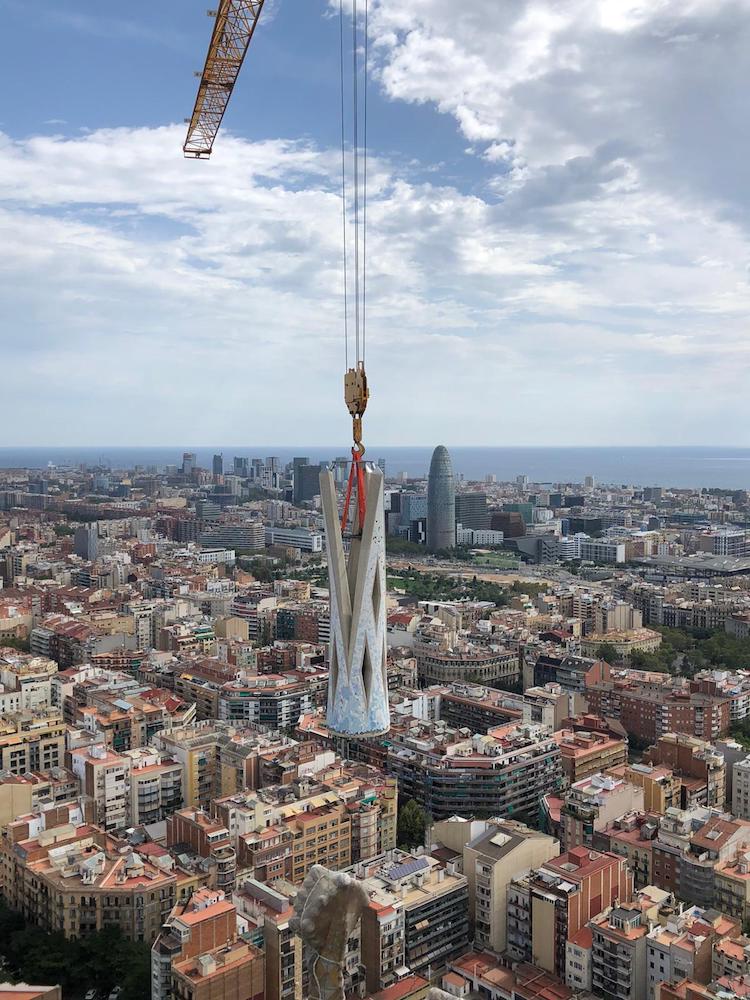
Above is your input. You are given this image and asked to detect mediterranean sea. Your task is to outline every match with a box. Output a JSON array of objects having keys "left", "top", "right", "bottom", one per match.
[{"left": 1, "top": 446, "right": 750, "bottom": 490}]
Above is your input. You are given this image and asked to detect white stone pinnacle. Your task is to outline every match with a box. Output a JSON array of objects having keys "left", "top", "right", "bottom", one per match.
[{"left": 320, "top": 464, "right": 390, "bottom": 738}]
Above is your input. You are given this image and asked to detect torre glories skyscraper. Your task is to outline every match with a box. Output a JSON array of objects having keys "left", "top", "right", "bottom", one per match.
[{"left": 427, "top": 445, "right": 456, "bottom": 552}]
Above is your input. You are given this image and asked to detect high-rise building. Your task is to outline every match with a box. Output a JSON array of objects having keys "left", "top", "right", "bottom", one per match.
[
  {"left": 233, "top": 456, "right": 249, "bottom": 477},
  {"left": 455, "top": 492, "right": 489, "bottom": 530},
  {"left": 292, "top": 457, "right": 310, "bottom": 504},
  {"left": 73, "top": 522, "right": 98, "bottom": 561},
  {"left": 212, "top": 453, "right": 223, "bottom": 477},
  {"left": 295, "top": 464, "right": 322, "bottom": 504},
  {"left": 427, "top": 445, "right": 455, "bottom": 552},
  {"left": 182, "top": 452, "right": 197, "bottom": 476}
]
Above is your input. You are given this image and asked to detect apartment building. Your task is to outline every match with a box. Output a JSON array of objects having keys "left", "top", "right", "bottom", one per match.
[
  {"left": 380, "top": 721, "right": 562, "bottom": 822},
  {"left": 462, "top": 820, "right": 559, "bottom": 954},
  {"left": 594, "top": 813, "right": 659, "bottom": 890},
  {"left": 713, "top": 848, "right": 750, "bottom": 926},
  {"left": 359, "top": 851, "right": 469, "bottom": 992},
  {"left": 233, "top": 879, "right": 302, "bottom": 1000},
  {"left": 555, "top": 729, "right": 628, "bottom": 784},
  {"left": 646, "top": 906, "right": 718, "bottom": 999},
  {"left": 713, "top": 933, "right": 750, "bottom": 981},
  {"left": 415, "top": 635, "right": 519, "bottom": 687},
  {"left": 529, "top": 653, "right": 610, "bottom": 693},
  {"left": 561, "top": 772, "right": 645, "bottom": 850},
  {"left": 0, "top": 649, "right": 57, "bottom": 712},
  {"left": 70, "top": 744, "right": 130, "bottom": 833},
  {"left": 624, "top": 763, "right": 682, "bottom": 815},
  {"left": 0, "top": 711, "right": 67, "bottom": 775},
  {"left": 586, "top": 678, "right": 731, "bottom": 743},
  {"left": 154, "top": 723, "right": 224, "bottom": 810},
  {"left": 214, "top": 766, "right": 395, "bottom": 885},
  {"left": 152, "top": 888, "right": 264, "bottom": 1000},
  {"left": 646, "top": 734, "right": 726, "bottom": 810},
  {"left": 506, "top": 847, "right": 633, "bottom": 979},
  {"left": 166, "top": 808, "right": 236, "bottom": 895},
  {"left": 732, "top": 756, "right": 750, "bottom": 819},
  {"left": 2, "top": 820, "right": 175, "bottom": 941},
  {"left": 218, "top": 671, "right": 328, "bottom": 730},
  {"left": 653, "top": 810, "right": 750, "bottom": 910},
  {"left": 590, "top": 903, "right": 649, "bottom": 1000},
  {"left": 123, "top": 748, "right": 183, "bottom": 826}
]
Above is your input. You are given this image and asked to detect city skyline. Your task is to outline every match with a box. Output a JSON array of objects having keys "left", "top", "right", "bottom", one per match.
[{"left": 2, "top": 1, "right": 750, "bottom": 446}]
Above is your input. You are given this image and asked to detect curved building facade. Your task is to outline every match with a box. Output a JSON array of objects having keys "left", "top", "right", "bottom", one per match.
[{"left": 427, "top": 445, "right": 456, "bottom": 552}]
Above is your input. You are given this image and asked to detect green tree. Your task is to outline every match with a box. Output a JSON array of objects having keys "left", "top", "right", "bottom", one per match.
[
  {"left": 397, "top": 799, "right": 427, "bottom": 850},
  {"left": 596, "top": 642, "right": 619, "bottom": 664},
  {"left": 0, "top": 636, "right": 30, "bottom": 653}
]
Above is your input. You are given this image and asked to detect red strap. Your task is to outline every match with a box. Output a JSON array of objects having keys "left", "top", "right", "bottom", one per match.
[
  {"left": 340, "top": 448, "right": 367, "bottom": 535},
  {"left": 356, "top": 456, "right": 366, "bottom": 532},
  {"left": 341, "top": 455, "right": 357, "bottom": 534}
]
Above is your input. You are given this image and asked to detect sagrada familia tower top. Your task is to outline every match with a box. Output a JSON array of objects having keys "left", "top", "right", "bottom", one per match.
[{"left": 319, "top": 464, "right": 390, "bottom": 738}]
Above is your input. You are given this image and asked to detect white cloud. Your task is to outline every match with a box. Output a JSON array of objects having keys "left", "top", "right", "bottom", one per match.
[{"left": 2, "top": 0, "right": 750, "bottom": 445}]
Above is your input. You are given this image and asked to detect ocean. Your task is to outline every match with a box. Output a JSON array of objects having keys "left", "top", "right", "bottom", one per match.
[{"left": 1, "top": 446, "right": 750, "bottom": 490}]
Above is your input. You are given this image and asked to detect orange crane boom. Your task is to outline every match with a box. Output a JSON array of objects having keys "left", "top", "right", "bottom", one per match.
[{"left": 183, "top": 0, "right": 265, "bottom": 158}]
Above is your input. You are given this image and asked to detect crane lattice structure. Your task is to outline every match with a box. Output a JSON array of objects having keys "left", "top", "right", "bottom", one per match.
[{"left": 183, "top": 0, "right": 265, "bottom": 159}]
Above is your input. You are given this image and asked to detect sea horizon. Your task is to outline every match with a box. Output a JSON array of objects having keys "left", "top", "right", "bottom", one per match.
[{"left": 2, "top": 445, "right": 750, "bottom": 490}]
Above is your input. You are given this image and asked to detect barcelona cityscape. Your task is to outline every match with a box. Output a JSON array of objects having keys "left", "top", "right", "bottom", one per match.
[{"left": 2, "top": 3, "right": 750, "bottom": 1000}]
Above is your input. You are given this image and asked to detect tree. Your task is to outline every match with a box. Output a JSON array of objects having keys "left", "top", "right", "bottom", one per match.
[
  {"left": 0, "top": 636, "right": 30, "bottom": 653},
  {"left": 0, "top": 903, "right": 151, "bottom": 1000},
  {"left": 596, "top": 642, "right": 619, "bottom": 664},
  {"left": 397, "top": 799, "right": 427, "bottom": 850}
]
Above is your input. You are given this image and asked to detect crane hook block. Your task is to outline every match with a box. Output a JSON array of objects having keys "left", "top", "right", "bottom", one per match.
[{"left": 344, "top": 364, "right": 369, "bottom": 457}]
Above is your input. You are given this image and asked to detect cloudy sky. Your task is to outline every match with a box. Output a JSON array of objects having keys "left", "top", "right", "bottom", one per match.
[{"left": 1, "top": 0, "right": 749, "bottom": 447}]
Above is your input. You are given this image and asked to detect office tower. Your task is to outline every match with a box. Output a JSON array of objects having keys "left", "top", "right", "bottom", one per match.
[
  {"left": 455, "top": 492, "right": 490, "bottom": 530},
  {"left": 377, "top": 457, "right": 386, "bottom": 475},
  {"left": 73, "top": 522, "right": 98, "bottom": 561},
  {"left": 292, "top": 457, "right": 311, "bottom": 504},
  {"left": 265, "top": 456, "right": 281, "bottom": 472},
  {"left": 233, "top": 456, "right": 249, "bottom": 477},
  {"left": 584, "top": 474, "right": 595, "bottom": 489},
  {"left": 195, "top": 498, "right": 221, "bottom": 521},
  {"left": 291, "top": 465, "right": 321, "bottom": 504},
  {"left": 516, "top": 474, "right": 528, "bottom": 488},
  {"left": 182, "top": 452, "right": 196, "bottom": 475},
  {"left": 212, "top": 453, "right": 223, "bottom": 477},
  {"left": 427, "top": 445, "right": 455, "bottom": 552}
]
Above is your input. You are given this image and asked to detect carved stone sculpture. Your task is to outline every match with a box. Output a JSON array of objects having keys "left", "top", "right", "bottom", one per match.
[
  {"left": 291, "top": 864, "right": 369, "bottom": 1000},
  {"left": 320, "top": 465, "right": 390, "bottom": 737}
]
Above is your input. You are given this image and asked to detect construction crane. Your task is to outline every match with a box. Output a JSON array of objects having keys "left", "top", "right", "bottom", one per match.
[
  {"left": 184, "top": 0, "right": 370, "bottom": 504},
  {"left": 183, "top": 1, "right": 265, "bottom": 160}
]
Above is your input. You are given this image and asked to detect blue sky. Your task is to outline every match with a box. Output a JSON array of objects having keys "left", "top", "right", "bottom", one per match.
[{"left": 1, "top": 0, "right": 750, "bottom": 446}]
